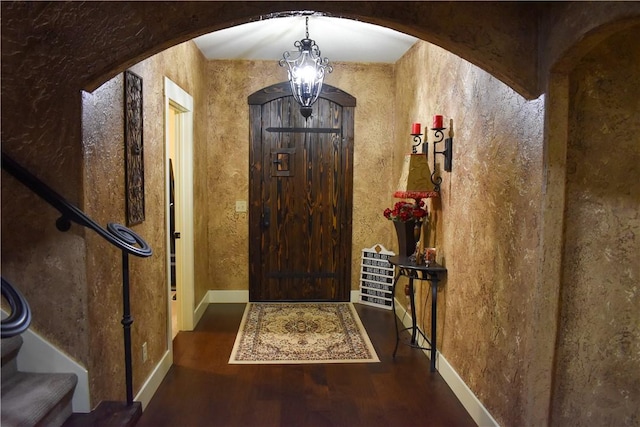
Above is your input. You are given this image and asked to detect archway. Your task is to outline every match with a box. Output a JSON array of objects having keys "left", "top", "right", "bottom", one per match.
[
  {"left": 541, "top": 23, "right": 640, "bottom": 426},
  {"left": 76, "top": 3, "right": 542, "bottom": 98}
]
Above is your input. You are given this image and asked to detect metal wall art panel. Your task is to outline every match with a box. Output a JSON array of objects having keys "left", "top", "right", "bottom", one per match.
[{"left": 125, "top": 70, "right": 145, "bottom": 225}]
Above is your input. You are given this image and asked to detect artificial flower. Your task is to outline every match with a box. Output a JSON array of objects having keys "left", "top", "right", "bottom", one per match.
[{"left": 383, "top": 200, "right": 427, "bottom": 222}]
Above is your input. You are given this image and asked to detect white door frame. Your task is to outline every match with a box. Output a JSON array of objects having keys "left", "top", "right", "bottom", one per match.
[{"left": 164, "top": 77, "right": 195, "bottom": 345}]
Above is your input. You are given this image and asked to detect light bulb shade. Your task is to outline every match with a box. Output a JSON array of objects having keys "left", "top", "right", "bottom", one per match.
[
  {"left": 280, "top": 38, "right": 332, "bottom": 118},
  {"left": 394, "top": 154, "right": 439, "bottom": 199}
]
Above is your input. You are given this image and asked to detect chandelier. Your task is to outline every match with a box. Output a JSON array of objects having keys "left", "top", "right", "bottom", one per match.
[{"left": 279, "top": 17, "right": 333, "bottom": 119}]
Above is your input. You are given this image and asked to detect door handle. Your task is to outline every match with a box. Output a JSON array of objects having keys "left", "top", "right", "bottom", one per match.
[
  {"left": 262, "top": 207, "right": 270, "bottom": 228},
  {"left": 174, "top": 231, "right": 181, "bottom": 239}
]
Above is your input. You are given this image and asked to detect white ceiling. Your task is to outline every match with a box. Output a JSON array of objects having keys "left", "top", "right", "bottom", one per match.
[{"left": 193, "top": 15, "right": 418, "bottom": 63}]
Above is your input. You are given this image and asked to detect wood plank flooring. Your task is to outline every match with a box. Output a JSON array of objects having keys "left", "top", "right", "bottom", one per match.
[{"left": 137, "top": 303, "right": 476, "bottom": 427}]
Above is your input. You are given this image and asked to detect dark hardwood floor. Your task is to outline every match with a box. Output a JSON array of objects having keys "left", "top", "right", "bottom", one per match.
[{"left": 137, "top": 303, "right": 476, "bottom": 427}]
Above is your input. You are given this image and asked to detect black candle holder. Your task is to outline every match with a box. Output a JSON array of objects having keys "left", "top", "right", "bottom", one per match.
[
  {"left": 410, "top": 133, "right": 423, "bottom": 154},
  {"left": 413, "top": 123, "right": 453, "bottom": 192}
]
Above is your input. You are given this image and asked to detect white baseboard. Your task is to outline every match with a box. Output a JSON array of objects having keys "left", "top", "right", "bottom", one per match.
[
  {"left": 202, "top": 290, "right": 359, "bottom": 305},
  {"left": 393, "top": 298, "right": 499, "bottom": 427},
  {"left": 207, "top": 290, "right": 249, "bottom": 304},
  {"left": 15, "top": 327, "right": 90, "bottom": 413},
  {"left": 438, "top": 352, "right": 500, "bottom": 427},
  {"left": 194, "top": 292, "right": 211, "bottom": 326},
  {"left": 204, "top": 290, "right": 360, "bottom": 304},
  {"left": 134, "top": 349, "right": 172, "bottom": 411}
]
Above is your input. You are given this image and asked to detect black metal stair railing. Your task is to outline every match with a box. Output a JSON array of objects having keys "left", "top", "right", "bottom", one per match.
[
  {"left": 1, "top": 152, "right": 152, "bottom": 406},
  {"left": 1, "top": 277, "right": 32, "bottom": 338}
]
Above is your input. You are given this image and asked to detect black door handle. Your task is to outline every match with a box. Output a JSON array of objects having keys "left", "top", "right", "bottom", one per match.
[
  {"left": 262, "top": 207, "right": 270, "bottom": 228},
  {"left": 174, "top": 231, "right": 181, "bottom": 239}
]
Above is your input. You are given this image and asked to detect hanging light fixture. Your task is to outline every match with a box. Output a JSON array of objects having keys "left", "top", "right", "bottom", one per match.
[{"left": 279, "top": 16, "right": 333, "bottom": 119}]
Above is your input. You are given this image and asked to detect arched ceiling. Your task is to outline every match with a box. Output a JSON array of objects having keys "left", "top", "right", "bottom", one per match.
[{"left": 193, "top": 15, "right": 418, "bottom": 64}]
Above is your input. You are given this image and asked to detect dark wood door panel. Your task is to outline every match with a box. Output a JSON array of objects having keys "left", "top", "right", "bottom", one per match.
[{"left": 249, "top": 83, "right": 355, "bottom": 302}]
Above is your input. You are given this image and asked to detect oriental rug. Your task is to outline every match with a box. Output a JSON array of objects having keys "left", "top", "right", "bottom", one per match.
[{"left": 229, "top": 303, "right": 379, "bottom": 364}]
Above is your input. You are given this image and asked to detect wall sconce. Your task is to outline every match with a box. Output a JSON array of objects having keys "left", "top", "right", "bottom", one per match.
[
  {"left": 410, "top": 116, "right": 453, "bottom": 192},
  {"left": 279, "top": 17, "right": 333, "bottom": 119}
]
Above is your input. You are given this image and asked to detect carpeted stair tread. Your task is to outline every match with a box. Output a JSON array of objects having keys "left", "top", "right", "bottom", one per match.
[{"left": 1, "top": 370, "right": 77, "bottom": 427}]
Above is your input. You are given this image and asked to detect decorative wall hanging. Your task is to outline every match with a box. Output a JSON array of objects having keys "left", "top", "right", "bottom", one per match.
[{"left": 125, "top": 70, "right": 145, "bottom": 225}]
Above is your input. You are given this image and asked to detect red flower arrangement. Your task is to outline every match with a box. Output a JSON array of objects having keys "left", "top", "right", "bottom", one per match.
[{"left": 383, "top": 200, "right": 427, "bottom": 222}]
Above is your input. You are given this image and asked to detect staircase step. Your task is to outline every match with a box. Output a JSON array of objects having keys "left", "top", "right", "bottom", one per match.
[
  {"left": 63, "top": 401, "right": 142, "bottom": 427},
  {"left": 1, "top": 335, "right": 23, "bottom": 380},
  {"left": 1, "top": 371, "right": 77, "bottom": 427}
]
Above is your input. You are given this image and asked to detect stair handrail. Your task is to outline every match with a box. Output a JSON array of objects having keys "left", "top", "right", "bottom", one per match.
[
  {"left": 1, "top": 153, "right": 151, "bottom": 257},
  {"left": 1, "top": 277, "right": 32, "bottom": 338},
  {"left": 1, "top": 151, "right": 152, "bottom": 405}
]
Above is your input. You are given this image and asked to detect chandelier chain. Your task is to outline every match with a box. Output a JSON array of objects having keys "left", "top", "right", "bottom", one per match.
[{"left": 305, "top": 16, "right": 309, "bottom": 39}]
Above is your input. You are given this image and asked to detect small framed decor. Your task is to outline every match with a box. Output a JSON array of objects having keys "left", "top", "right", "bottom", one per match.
[
  {"left": 125, "top": 70, "right": 145, "bottom": 225},
  {"left": 359, "top": 244, "right": 395, "bottom": 310}
]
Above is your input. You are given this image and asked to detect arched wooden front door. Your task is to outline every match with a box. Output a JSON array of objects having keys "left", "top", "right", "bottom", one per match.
[{"left": 248, "top": 82, "right": 356, "bottom": 301}]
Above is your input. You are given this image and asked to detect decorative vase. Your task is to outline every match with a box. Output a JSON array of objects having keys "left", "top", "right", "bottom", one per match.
[{"left": 393, "top": 220, "right": 420, "bottom": 258}]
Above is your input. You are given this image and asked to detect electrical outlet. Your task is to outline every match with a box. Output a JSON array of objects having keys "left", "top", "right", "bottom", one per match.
[
  {"left": 142, "top": 342, "right": 148, "bottom": 362},
  {"left": 235, "top": 200, "right": 247, "bottom": 213}
]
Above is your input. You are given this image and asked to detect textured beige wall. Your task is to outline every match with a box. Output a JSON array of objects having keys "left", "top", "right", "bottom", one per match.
[
  {"left": 81, "top": 40, "right": 206, "bottom": 403},
  {"left": 551, "top": 26, "right": 640, "bottom": 426},
  {"left": 203, "top": 60, "right": 396, "bottom": 291},
  {"left": 1, "top": 3, "right": 89, "bottom": 368},
  {"left": 330, "top": 63, "right": 398, "bottom": 276},
  {"left": 395, "top": 41, "right": 545, "bottom": 426},
  {"left": 82, "top": 74, "right": 129, "bottom": 402},
  {"left": 203, "top": 60, "right": 266, "bottom": 292}
]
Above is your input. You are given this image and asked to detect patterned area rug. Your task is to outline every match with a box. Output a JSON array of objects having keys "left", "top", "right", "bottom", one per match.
[{"left": 229, "top": 303, "right": 379, "bottom": 364}]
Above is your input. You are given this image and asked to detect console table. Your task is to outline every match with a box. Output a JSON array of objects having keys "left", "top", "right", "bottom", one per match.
[{"left": 388, "top": 256, "right": 447, "bottom": 372}]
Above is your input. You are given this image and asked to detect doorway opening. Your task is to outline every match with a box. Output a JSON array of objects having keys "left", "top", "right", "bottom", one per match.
[
  {"left": 164, "top": 77, "right": 195, "bottom": 350},
  {"left": 167, "top": 108, "right": 179, "bottom": 340}
]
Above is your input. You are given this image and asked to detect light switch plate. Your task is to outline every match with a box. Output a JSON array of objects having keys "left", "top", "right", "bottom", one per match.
[{"left": 235, "top": 200, "right": 247, "bottom": 212}]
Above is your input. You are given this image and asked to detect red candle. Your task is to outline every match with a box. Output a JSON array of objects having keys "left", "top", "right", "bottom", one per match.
[
  {"left": 411, "top": 122, "right": 421, "bottom": 134},
  {"left": 433, "top": 115, "right": 443, "bottom": 129}
]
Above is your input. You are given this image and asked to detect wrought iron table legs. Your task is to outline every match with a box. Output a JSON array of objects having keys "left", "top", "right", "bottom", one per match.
[{"left": 392, "top": 268, "right": 439, "bottom": 372}]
